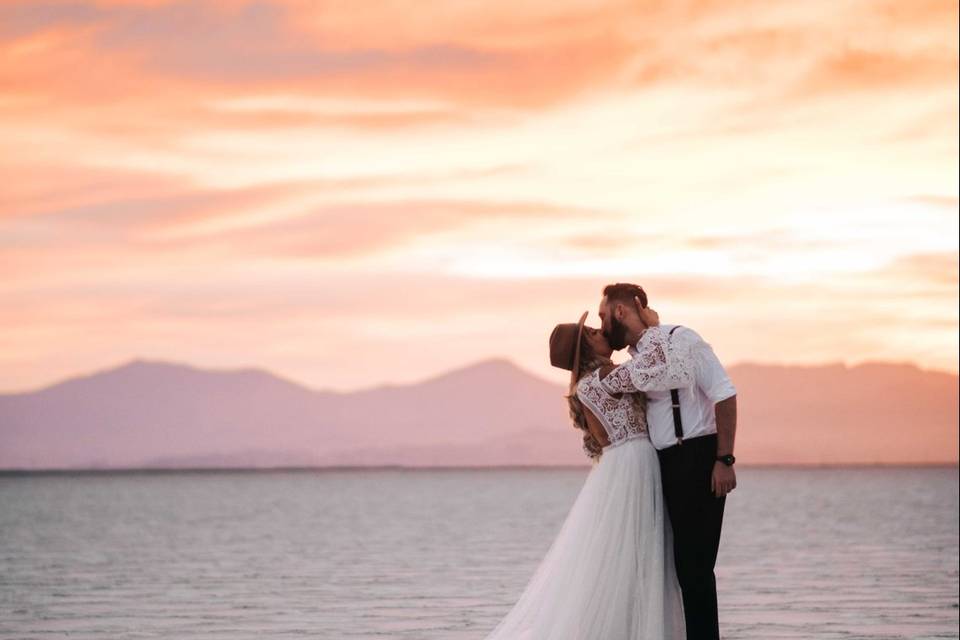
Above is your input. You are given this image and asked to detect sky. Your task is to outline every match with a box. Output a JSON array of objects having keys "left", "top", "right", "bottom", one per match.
[{"left": 1, "top": 0, "right": 958, "bottom": 394}]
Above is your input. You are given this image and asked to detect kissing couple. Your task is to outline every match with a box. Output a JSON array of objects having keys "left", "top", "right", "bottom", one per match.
[{"left": 482, "top": 282, "right": 738, "bottom": 640}]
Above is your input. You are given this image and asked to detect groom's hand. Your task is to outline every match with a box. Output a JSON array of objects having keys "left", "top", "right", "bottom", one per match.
[{"left": 711, "top": 462, "right": 736, "bottom": 498}]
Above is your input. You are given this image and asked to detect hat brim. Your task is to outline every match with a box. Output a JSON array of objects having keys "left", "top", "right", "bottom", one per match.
[{"left": 569, "top": 310, "right": 589, "bottom": 389}]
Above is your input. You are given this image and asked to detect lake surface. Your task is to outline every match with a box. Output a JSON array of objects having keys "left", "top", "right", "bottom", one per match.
[{"left": 1, "top": 467, "right": 957, "bottom": 639}]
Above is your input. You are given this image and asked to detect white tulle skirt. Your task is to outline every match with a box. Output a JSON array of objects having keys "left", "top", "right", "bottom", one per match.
[{"left": 482, "top": 435, "right": 685, "bottom": 640}]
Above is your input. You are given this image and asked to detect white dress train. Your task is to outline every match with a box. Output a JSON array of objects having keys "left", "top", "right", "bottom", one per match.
[{"left": 481, "top": 349, "right": 687, "bottom": 639}]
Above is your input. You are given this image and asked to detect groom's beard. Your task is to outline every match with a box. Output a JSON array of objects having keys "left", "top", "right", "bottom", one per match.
[{"left": 606, "top": 317, "right": 629, "bottom": 350}]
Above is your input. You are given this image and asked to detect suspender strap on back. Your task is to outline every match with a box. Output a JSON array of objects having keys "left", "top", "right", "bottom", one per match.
[{"left": 668, "top": 326, "right": 683, "bottom": 445}]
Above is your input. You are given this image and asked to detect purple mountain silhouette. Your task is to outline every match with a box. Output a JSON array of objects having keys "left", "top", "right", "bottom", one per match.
[{"left": 1, "top": 358, "right": 956, "bottom": 469}]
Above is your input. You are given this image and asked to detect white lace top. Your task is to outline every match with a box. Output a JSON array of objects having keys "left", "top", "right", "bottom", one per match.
[
  {"left": 575, "top": 326, "right": 701, "bottom": 455},
  {"left": 576, "top": 369, "right": 649, "bottom": 452}
]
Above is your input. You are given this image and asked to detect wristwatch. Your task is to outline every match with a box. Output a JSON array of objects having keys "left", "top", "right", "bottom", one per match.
[{"left": 716, "top": 454, "right": 736, "bottom": 466}]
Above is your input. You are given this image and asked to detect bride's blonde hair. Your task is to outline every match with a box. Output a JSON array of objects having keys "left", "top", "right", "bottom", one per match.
[{"left": 566, "top": 340, "right": 610, "bottom": 461}]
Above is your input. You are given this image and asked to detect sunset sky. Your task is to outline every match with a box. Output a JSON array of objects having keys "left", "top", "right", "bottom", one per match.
[{"left": 1, "top": 0, "right": 958, "bottom": 393}]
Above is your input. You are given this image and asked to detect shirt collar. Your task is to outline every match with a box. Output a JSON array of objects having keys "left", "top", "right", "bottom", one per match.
[{"left": 627, "top": 325, "right": 674, "bottom": 356}]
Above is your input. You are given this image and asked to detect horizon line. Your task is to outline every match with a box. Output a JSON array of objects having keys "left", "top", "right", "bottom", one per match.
[{"left": 1, "top": 462, "right": 958, "bottom": 475}]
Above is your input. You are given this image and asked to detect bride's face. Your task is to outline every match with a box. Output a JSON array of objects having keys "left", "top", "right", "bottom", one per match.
[{"left": 583, "top": 326, "right": 613, "bottom": 359}]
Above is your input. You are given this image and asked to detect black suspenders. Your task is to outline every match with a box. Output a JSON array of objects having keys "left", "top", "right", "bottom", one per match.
[{"left": 668, "top": 326, "right": 684, "bottom": 446}]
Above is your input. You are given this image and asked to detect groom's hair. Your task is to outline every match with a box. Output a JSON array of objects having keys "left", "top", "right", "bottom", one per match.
[{"left": 602, "top": 282, "right": 648, "bottom": 309}]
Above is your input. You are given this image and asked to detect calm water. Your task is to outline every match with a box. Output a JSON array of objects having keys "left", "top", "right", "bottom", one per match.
[{"left": 1, "top": 467, "right": 957, "bottom": 639}]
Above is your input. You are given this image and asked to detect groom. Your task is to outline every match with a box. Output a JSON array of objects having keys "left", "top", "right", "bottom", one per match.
[{"left": 597, "top": 282, "right": 737, "bottom": 640}]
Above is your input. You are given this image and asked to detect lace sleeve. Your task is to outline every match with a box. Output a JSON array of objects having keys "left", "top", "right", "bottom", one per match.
[{"left": 599, "top": 326, "right": 699, "bottom": 394}]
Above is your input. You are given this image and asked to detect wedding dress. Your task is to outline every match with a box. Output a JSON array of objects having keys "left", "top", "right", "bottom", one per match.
[{"left": 481, "top": 328, "right": 688, "bottom": 639}]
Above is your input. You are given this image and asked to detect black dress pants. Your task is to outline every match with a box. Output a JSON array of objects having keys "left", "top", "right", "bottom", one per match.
[{"left": 657, "top": 433, "right": 726, "bottom": 640}]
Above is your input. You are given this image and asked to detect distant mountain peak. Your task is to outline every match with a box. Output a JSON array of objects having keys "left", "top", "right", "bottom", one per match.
[
  {"left": 109, "top": 356, "right": 200, "bottom": 373},
  {"left": 730, "top": 360, "right": 951, "bottom": 377},
  {"left": 113, "top": 357, "right": 286, "bottom": 380},
  {"left": 417, "top": 357, "right": 547, "bottom": 386},
  {"left": 116, "top": 357, "right": 171, "bottom": 370},
  {"left": 450, "top": 357, "right": 523, "bottom": 374}
]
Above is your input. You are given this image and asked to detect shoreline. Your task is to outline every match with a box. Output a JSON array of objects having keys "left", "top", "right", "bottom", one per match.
[{"left": 1, "top": 462, "right": 958, "bottom": 476}]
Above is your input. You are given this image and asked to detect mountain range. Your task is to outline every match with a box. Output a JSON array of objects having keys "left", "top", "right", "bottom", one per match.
[{"left": 0, "top": 358, "right": 956, "bottom": 469}]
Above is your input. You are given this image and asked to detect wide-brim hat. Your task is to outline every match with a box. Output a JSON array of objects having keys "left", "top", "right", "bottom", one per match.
[{"left": 549, "top": 310, "right": 589, "bottom": 388}]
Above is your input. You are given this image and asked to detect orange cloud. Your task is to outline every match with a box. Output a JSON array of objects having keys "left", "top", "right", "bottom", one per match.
[
  {"left": 882, "top": 252, "right": 959, "bottom": 288},
  {"left": 0, "top": 1, "right": 640, "bottom": 114},
  {"left": 0, "top": 0, "right": 956, "bottom": 393},
  {"left": 795, "top": 48, "right": 959, "bottom": 96}
]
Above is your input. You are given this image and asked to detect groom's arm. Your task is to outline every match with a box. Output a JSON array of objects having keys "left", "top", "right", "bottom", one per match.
[
  {"left": 715, "top": 395, "right": 737, "bottom": 458},
  {"left": 696, "top": 338, "right": 738, "bottom": 496},
  {"left": 711, "top": 394, "right": 737, "bottom": 497}
]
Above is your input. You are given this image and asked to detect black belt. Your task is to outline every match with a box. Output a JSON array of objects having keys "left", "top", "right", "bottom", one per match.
[{"left": 657, "top": 432, "right": 716, "bottom": 456}]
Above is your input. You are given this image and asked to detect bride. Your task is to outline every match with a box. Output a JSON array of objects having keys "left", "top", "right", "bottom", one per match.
[{"left": 481, "top": 309, "right": 691, "bottom": 639}]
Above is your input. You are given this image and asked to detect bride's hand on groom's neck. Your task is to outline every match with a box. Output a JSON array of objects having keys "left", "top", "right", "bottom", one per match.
[{"left": 634, "top": 297, "right": 660, "bottom": 332}]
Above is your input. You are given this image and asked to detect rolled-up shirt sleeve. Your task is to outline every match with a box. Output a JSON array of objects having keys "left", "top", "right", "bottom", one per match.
[
  {"left": 599, "top": 326, "right": 697, "bottom": 394},
  {"left": 690, "top": 330, "right": 736, "bottom": 402}
]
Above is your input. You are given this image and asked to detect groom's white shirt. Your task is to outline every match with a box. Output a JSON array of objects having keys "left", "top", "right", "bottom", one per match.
[{"left": 602, "top": 324, "right": 736, "bottom": 450}]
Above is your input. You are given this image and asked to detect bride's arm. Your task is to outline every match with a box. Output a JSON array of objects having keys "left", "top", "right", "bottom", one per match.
[{"left": 598, "top": 326, "right": 698, "bottom": 394}]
